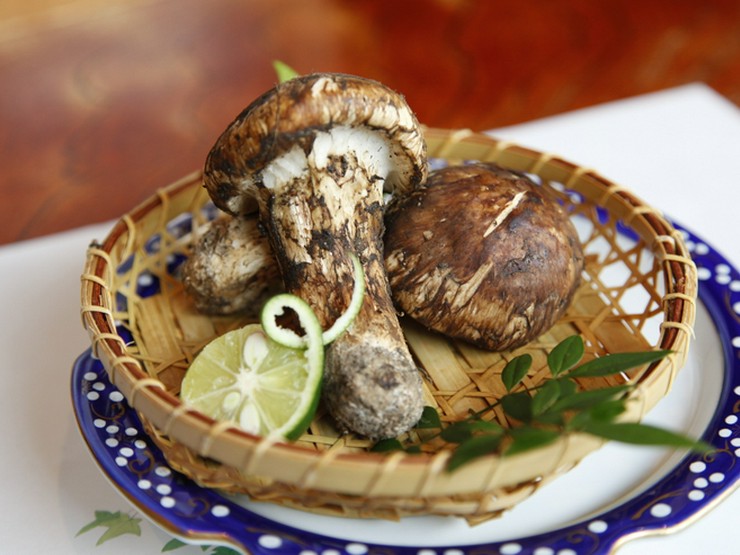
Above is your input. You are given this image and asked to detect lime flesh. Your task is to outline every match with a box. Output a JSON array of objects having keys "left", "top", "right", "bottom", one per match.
[{"left": 181, "top": 323, "right": 323, "bottom": 440}]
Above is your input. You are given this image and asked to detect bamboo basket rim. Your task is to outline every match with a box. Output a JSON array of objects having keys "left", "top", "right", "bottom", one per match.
[{"left": 79, "top": 127, "right": 697, "bottom": 512}]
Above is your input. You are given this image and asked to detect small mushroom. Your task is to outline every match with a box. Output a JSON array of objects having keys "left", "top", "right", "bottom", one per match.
[
  {"left": 203, "top": 73, "right": 427, "bottom": 439},
  {"left": 384, "top": 162, "right": 584, "bottom": 352},
  {"left": 182, "top": 214, "right": 279, "bottom": 315}
]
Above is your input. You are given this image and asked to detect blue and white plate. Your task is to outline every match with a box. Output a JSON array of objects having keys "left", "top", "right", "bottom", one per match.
[{"left": 71, "top": 222, "right": 740, "bottom": 555}]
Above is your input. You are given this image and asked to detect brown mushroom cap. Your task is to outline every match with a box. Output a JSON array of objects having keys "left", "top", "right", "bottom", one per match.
[
  {"left": 384, "top": 162, "right": 584, "bottom": 352},
  {"left": 204, "top": 72, "right": 427, "bottom": 218}
]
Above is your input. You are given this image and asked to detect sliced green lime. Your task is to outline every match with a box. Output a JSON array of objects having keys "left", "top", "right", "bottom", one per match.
[
  {"left": 260, "top": 293, "right": 323, "bottom": 349},
  {"left": 260, "top": 253, "right": 364, "bottom": 347},
  {"left": 182, "top": 253, "right": 364, "bottom": 441},
  {"left": 321, "top": 253, "right": 365, "bottom": 344},
  {"left": 181, "top": 323, "right": 324, "bottom": 440}
]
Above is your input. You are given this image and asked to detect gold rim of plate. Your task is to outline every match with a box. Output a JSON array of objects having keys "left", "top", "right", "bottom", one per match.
[{"left": 80, "top": 128, "right": 697, "bottom": 523}]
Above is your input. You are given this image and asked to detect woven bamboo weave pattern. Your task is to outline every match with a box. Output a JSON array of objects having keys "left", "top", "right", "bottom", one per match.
[{"left": 80, "top": 129, "right": 697, "bottom": 521}]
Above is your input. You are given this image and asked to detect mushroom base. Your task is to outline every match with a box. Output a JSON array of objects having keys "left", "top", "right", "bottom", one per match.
[{"left": 323, "top": 339, "right": 424, "bottom": 440}]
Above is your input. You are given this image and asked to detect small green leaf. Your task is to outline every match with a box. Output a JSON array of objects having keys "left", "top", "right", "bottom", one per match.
[
  {"left": 502, "top": 354, "right": 532, "bottom": 391},
  {"left": 505, "top": 427, "right": 560, "bottom": 456},
  {"left": 273, "top": 60, "right": 299, "bottom": 83},
  {"left": 533, "top": 410, "right": 565, "bottom": 426},
  {"left": 501, "top": 391, "right": 533, "bottom": 422},
  {"left": 95, "top": 515, "right": 142, "bottom": 546},
  {"left": 469, "top": 420, "right": 504, "bottom": 434},
  {"left": 417, "top": 406, "right": 442, "bottom": 429},
  {"left": 553, "top": 378, "right": 578, "bottom": 398},
  {"left": 566, "top": 350, "right": 672, "bottom": 378},
  {"left": 76, "top": 511, "right": 120, "bottom": 536},
  {"left": 77, "top": 510, "right": 142, "bottom": 546},
  {"left": 589, "top": 399, "right": 628, "bottom": 421},
  {"left": 547, "top": 335, "right": 584, "bottom": 376},
  {"left": 162, "top": 538, "right": 188, "bottom": 552},
  {"left": 532, "top": 380, "right": 561, "bottom": 415},
  {"left": 162, "top": 538, "right": 187, "bottom": 552},
  {"left": 567, "top": 400, "right": 628, "bottom": 430},
  {"left": 447, "top": 435, "right": 502, "bottom": 472},
  {"left": 581, "top": 421, "right": 712, "bottom": 452},
  {"left": 371, "top": 438, "right": 404, "bottom": 452},
  {"left": 550, "top": 385, "right": 630, "bottom": 412},
  {"left": 440, "top": 421, "right": 474, "bottom": 443}
]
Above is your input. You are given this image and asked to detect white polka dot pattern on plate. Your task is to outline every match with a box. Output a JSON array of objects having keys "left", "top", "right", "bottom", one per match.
[
  {"left": 258, "top": 535, "right": 282, "bottom": 549},
  {"left": 155, "top": 466, "right": 172, "bottom": 477},
  {"left": 688, "top": 490, "right": 705, "bottom": 501},
  {"left": 211, "top": 505, "right": 230, "bottom": 517},
  {"left": 588, "top": 520, "right": 608, "bottom": 534},
  {"left": 689, "top": 461, "right": 706, "bottom": 473},
  {"left": 650, "top": 503, "right": 672, "bottom": 518},
  {"left": 156, "top": 484, "right": 172, "bottom": 495}
]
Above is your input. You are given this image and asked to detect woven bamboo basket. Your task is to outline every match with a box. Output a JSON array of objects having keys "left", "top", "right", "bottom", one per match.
[{"left": 80, "top": 128, "right": 697, "bottom": 524}]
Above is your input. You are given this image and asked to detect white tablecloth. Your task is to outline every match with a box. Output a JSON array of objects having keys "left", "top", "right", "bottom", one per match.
[{"left": 1, "top": 83, "right": 738, "bottom": 554}]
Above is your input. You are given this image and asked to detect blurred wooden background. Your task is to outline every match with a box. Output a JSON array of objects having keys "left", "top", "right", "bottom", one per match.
[{"left": 1, "top": 0, "right": 739, "bottom": 245}]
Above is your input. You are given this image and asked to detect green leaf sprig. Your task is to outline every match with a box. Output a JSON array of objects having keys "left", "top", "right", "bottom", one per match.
[
  {"left": 273, "top": 60, "right": 299, "bottom": 83},
  {"left": 372, "top": 335, "right": 712, "bottom": 472}
]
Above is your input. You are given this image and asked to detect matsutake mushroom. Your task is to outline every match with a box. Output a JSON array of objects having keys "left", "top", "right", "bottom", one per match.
[
  {"left": 384, "top": 162, "right": 584, "bottom": 352},
  {"left": 202, "top": 72, "right": 428, "bottom": 439},
  {"left": 182, "top": 214, "right": 279, "bottom": 315}
]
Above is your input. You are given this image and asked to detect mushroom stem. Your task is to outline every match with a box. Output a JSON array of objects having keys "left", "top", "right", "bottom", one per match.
[
  {"left": 262, "top": 133, "right": 420, "bottom": 438},
  {"left": 203, "top": 73, "right": 428, "bottom": 439}
]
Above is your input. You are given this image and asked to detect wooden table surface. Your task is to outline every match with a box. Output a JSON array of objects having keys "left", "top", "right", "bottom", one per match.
[{"left": 2, "top": 0, "right": 739, "bottom": 245}]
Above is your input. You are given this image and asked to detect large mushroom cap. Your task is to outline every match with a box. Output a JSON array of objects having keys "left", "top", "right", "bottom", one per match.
[
  {"left": 385, "top": 162, "right": 585, "bottom": 352},
  {"left": 204, "top": 72, "right": 428, "bottom": 217}
]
